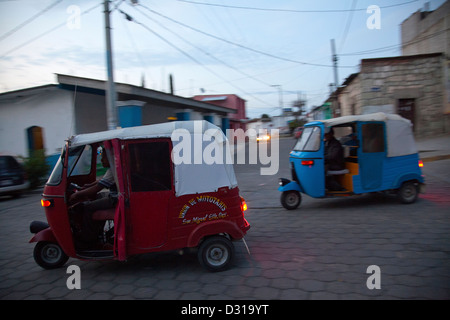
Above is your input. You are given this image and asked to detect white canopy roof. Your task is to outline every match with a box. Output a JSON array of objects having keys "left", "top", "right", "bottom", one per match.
[
  {"left": 69, "top": 121, "right": 218, "bottom": 147},
  {"left": 319, "top": 112, "right": 411, "bottom": 127},
  {"left": 69, "top": 121, "right": 238, "bottom": 197},
  {"left": 315, "top": 113, "right": 417, "bottom": 158}
]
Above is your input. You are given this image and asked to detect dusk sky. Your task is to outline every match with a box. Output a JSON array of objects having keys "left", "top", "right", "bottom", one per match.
[{"left": 0, "top": 0, "right": 446, "bottom": 118}]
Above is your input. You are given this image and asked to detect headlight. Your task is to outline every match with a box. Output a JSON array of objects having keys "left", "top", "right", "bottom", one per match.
[{"left": 279, "top": 178, "right": 291, "bottom": 186}]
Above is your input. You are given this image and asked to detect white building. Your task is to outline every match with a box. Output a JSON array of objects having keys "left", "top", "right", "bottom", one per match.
[{"left": 0, "top": 74, "right": 235, "bottom": 164}]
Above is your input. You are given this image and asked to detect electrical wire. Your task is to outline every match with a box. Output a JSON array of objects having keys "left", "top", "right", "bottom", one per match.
[
  {"left": 177, "top": 0, "right": 419, "bottom": 13},
  {"left": 138, "top": 3, "right": 356, "bottom": 69},
  {"left": 340, "top": 28, "right": 450, "bottom": 56},
  {"left": 0, "top": 2, "right": 102, "bottom": 59},
  {"left": 119, "top": 9, "right": 277, "bottom": 108},
  {"left": 130, "top": 4, "right": 272, "bottom": 88},
  {"left": 0, "top": 0, "right": 64, "bottom": 42},
  {"left": 338, "top": 0, "right": 358, "bottom": 53}
]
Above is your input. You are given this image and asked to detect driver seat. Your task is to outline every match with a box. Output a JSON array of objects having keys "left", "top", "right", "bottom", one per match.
[{"left": 92, "top": 208, "right": 115, "bottom": 221}]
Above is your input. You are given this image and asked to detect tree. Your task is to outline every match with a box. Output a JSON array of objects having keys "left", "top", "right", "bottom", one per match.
[
  {"left": 21, "top": 150, "right": 50, "bottom": 189},
  {"left": 261, "top": 114, "right": 271, "bottom": 122}
]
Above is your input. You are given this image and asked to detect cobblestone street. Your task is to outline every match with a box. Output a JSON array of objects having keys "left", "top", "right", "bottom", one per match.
[{"left": 0, "top": 137, "right": 449, "bottom": 300}]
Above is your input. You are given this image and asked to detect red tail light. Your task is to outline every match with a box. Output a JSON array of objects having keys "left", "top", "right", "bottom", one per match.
[
  {"left": 41, "top": 199, "right": 53, "bottom": 207},
  {"left": 418, "top": 160, "right": 424, "bottom": 168},
  {"left": 301, "top": 160, "right": 314, "bottom": 166},
  {"left": 240, "top": 197, "right": 248, "bottom": 212}
]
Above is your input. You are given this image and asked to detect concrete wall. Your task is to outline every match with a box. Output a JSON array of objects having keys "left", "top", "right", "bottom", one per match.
[
  {"left": 401, "top": 1, "right": 450, "bottom": 57},
  {"left": 339, "top": 75, "right": 362, "bottom": 116},
  {"left": 360, "top": 54, "right": 445, "bottom": 136},
  {"left": 0, "top": 88, "right": 73, "bottom": 157}
]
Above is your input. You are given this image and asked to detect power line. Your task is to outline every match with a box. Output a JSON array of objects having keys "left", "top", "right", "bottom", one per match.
[
  {"left": 0, "top": 0, "right": 64, "bottom": 42},
  {"left": 138, "top": 4, "right": 356, "bottom": 69},
  {"left": 0, "top": 2, "right": 102, "bottom": 59},
  {"left": 119, "top": 9, "right": 276, "bottom": 108},
  {"left": 130, "top": 4, "right": 272, "bottom": 88},
  {"left": 338, "top": 0, "right": 358, "bottom": 53},
  {"left": 177, "top": 0, "right": 419, "bottom": 13},
  {"left": 340, "top": 28, "right": 450, "bottom": 56}
]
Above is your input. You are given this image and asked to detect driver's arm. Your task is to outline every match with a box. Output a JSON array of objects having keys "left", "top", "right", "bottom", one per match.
[{"left": 69, "top": 183, "right": 103, "bottom": 204}]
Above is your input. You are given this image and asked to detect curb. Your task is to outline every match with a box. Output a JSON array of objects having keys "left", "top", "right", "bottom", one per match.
[{"left": 420, "top": 154, "right": 450, "bottom": 163}]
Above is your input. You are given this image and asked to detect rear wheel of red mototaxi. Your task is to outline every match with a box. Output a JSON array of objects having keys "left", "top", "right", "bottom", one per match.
[
  {"left": 197, "top": 235, "right": 235, "bottom": 272},
  {"left": 33, "top": 241, "right": 69, "bottom": 269}
]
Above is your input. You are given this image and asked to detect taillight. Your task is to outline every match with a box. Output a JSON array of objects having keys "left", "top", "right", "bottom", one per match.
[
  {"left": 41, "top": 199, "right": 53, "bottom": 207},
  {"left": 240, "top": 196, "right": 247, "bottom": 212},
  {"left": 418, "top": 160, "right": 424, "bottom": 168},
  {"left": 301, "top": 160, "right": 314, "bottom": 166}
]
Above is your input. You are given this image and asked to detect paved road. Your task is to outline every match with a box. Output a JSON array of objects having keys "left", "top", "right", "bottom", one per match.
[{"left": 0, "top": 137, "right": 449, "bottom": 300}]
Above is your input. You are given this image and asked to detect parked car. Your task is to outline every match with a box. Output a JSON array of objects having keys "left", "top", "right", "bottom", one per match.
[{"left": 0, "top": 155, "right": 30, "bottom": 197}]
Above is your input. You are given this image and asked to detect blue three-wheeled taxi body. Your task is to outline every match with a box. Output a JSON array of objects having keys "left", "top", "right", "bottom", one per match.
[{"left": 279, "top": 113, "right": 425, "bottom": 209}]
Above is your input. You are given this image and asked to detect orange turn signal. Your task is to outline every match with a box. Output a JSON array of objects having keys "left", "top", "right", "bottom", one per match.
[{"left": 418, "top": 160, "right": 424, "bottom": 168}]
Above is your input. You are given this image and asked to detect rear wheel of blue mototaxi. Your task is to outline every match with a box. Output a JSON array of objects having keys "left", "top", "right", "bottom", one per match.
[
  {"left": 281, "top": 190, "right": 301, "bottom": 210},
  {"left": 33, "top": 241, "right": 69, "bottom": 269},
  {"left": 397, "top": 181, "right": 419, "bottom": 204}
]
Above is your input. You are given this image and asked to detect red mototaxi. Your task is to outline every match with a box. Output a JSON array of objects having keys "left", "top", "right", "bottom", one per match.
[{"left": 29, "top": 121, "right": 250, "bottom": 272}]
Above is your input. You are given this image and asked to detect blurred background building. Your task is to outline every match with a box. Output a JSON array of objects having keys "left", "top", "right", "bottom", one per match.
[
  {"left": 312, "top": 1, "right": 450, "bottom": 137},
  {"left": 192, "top": 94, "right": 247, "bottom": 132},
  {"left": 0, "top": 74, "right": 235, "bottom": 165}
]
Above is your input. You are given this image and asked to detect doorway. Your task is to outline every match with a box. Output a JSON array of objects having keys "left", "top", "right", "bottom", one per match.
[
  {"left": 397, "top": 99, "right": 415, "bottom": 128},
  {"left": 26, "top": 126, "right": 44, "bottom": 155}
]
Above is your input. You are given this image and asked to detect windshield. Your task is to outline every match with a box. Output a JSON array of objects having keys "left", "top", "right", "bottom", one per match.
[
  {"left": 46, "top": 145, "right": 92, "bottom": 185},
  {"left": 293, "top": 126, "right": 321, "bottom": 151}
]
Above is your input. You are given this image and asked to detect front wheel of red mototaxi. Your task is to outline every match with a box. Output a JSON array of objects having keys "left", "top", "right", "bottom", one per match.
[{"left": 33, "top": 241, "right": 69, "bottom": 269}]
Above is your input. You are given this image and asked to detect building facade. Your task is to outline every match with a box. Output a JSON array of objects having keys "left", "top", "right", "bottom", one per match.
[
  {"left": 338, "top": 53, "right": 446, "bottom": 137},
  {"left": 192, "top": 94, "right": 247, "bottom": 131},
  {"left": 0, "top": 74, "right": 235, "bottom": 160},
  {"left": 401, "top": 0, "right": 450, "bottom": 126}
]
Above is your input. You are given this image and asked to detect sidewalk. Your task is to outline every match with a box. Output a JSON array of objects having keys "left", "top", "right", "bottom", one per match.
[{"left": 416, "top": 134, "right": 450, "bottom": 162}]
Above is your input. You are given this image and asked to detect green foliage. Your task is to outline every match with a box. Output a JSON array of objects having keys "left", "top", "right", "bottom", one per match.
[
  {"left": 288, "top": 119, "right": 307, "bottom": 131},
  {"left": 22, "top": 150, "right": 51, "bottom": 189}
]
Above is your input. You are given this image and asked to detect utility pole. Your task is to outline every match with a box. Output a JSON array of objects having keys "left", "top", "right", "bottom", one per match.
[
  {"left": 270, "top": 84, "right": 284, "bottom": 116},
  {"left": 330, "top": 39, "right": 340, "bottom": 117},
  {"left": 330, "top": 39, "right": 339, "bottom": 90},
  {"left": 104, "top": 0, "right": 117, "bottom": 130}
]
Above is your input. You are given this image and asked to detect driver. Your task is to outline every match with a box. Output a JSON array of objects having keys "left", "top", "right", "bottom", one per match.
[
  {"left": 69, "top": 147, "right": 117, "bottom": 248},
  {"left": 324, "top": 127, "right": 345, "bottom": 191},
  {"left": 324, "top": 127, "right": 345, "bottom": 171}
]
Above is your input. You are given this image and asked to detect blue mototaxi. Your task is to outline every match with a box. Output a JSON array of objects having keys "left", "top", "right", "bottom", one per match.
[{"left": 279, "top": 113, "right": 425, "bottom": 210}]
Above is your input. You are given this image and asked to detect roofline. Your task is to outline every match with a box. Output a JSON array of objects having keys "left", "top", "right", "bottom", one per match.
[
  {"left": 193, "top": 93, "right": 247, "bottom": 102},
  {"left": 56, "top": 74, "right": 236, "bottom": 115},
  {"left": 0, "top": 84, "right": 58, "bottom": 98},
  {"left": 361, "top": 52, "right": 443, "bottom": 64},
  {"left": 307, "top": 112, "right": 411, "bottom": 127}
]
